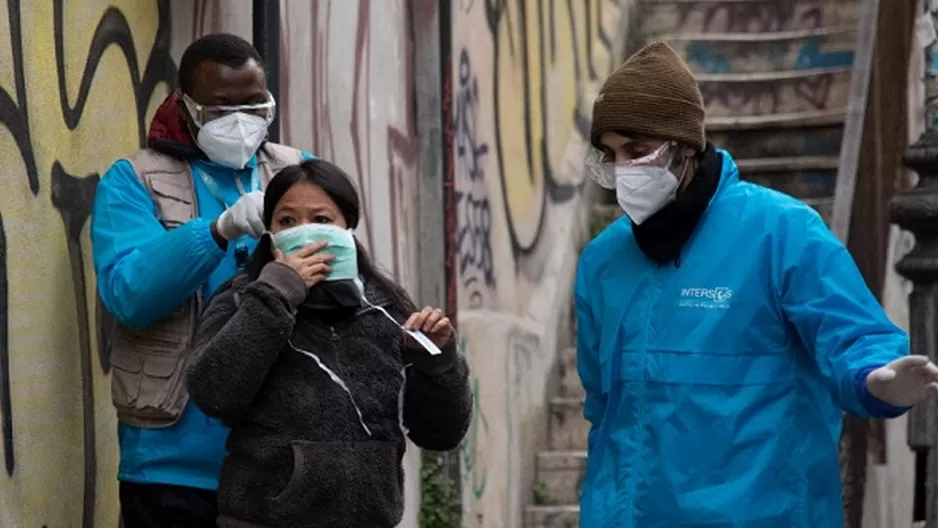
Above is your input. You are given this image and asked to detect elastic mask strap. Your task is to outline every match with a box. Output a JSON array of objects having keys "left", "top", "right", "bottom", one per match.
[
  {"left": 355, "top": 279, "right": 442, "bottom": 356},
  {"left": 673, "top": 154, "right": 693, "bottom": 198},
  {"left": 289, "top": 340, "right": 372, "bottom": 437}
]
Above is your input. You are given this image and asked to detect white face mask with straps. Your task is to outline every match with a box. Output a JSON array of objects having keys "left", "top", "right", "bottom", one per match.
[
  {"left": 182, "top": 92, "right": 276, "bottom": 169},
  {"left": 607, "top": 142, "right": 691, "bottom": 225},
  {"left": 615, "top": 164, "right": 680, "bottom": 225}
]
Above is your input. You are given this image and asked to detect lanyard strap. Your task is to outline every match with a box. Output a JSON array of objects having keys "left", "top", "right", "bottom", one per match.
[{"left": 196, "top": 167, "right": 261, "bottom": 209}]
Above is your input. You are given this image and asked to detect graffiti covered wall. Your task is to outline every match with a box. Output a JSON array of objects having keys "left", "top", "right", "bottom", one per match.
[
  {"left": 0, "top": 0, "right": 174, "bottom": 525},
  {"left": 452, "top": 1, "right": 632, "bottom": 525},
  {"left": 170, "top": 1, "right": 423, "bottom": 526}
]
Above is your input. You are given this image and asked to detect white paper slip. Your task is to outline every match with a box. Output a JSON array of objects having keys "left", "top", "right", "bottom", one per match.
[{"left": 407, "top": 329, "right": 442, "bottom": 356}]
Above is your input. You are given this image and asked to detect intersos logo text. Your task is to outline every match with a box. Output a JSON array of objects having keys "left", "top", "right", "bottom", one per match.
[{"left": 678, "top": 287, "right": 733, "bottom": 309}]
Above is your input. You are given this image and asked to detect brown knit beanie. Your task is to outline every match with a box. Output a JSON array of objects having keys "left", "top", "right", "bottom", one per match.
[{"left": 590, "top": 41, "right": 705, "bottom": 151}]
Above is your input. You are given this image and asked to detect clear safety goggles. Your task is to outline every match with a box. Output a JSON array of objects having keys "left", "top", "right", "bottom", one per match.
[
  {"left": 181, "top": 91, "right": 277, "bottom": 128},
  {"left": 584, "top": 141, "right": 677, "bottom": 189}
]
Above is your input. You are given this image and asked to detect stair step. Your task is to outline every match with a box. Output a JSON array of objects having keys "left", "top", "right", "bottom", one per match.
[
  {"left": 638, "top": 0, "right": 860, "bottom": 38},
  {"left": 663, "top": 30, "right": 856, "bottom": 74},
  {"left": 525, "top": 505, "right": 580, "bottom": 528},
  {"left": 655, "top": 24, "right": 855, "bottom": 43},
  {"left": 695, "top": 65, "right": 851, "bottom": 83},
  {"left": 735, "top": 156, "right": 839, "bottom": 173},
  {"left": 550, "top": 397, "right": 589, "bottom": 451},
  {"left": 535, "top": 451, "right": 588, "bottom": 506},
  {"left": 558, "top": 346, "right": 584, "bottom": 399},
  {"left": 706, "top": 109, "right": 846, "bottom": 131}
]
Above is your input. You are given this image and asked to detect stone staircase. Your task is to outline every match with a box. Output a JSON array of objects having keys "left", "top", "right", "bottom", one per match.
[
  {"left": 524, "top": 346, "right": 589, "bottom": 527},
  {"left": 639, "top": 0, "right": 862, "bottom": 222},
  {"left": 524, "top": 206, "right": 619, "bottom": 528}
]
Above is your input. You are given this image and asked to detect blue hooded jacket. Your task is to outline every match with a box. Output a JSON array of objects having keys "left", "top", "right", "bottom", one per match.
[
  {"left": 91, "top": 93, "right": 314, "bottom": 491},
  {"left": 575, "top": 150, "right": 908, "bottom": 527}
]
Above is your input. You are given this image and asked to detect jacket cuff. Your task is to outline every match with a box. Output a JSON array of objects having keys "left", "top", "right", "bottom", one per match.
[
  {"left": 258, "top": 262, "right": 307, "bottom": 309},
  {"left": 411, "top": 340, "right": 461, "bottom": 376},
  {"left": 855, "top": 365, "right": 910, "bottom": 419}
]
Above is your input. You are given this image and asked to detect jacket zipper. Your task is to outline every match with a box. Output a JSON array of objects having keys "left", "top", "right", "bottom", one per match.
[{"left": 330, "top": 325, "right": 341, "bottom": 371}]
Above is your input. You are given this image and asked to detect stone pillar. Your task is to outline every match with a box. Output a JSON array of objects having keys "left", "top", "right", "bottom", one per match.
[{"left": 891, "top": 129, "right": 938, "bottom": 526}]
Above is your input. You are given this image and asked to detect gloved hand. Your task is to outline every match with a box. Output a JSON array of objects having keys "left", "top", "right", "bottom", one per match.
[
  {"left": 215, "top": 190, "right": 265, "bottom": 241},
  {"left": 866, "top": 355, "right": 938, "bottom": 407}
]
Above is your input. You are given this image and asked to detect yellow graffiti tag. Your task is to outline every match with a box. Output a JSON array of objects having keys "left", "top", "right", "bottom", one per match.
[
  {"left": 487, "top": 0, "right": 621, "bottom": 254},
  {"left": 0, "top": 1, "right": 173, "bottom": 525}
]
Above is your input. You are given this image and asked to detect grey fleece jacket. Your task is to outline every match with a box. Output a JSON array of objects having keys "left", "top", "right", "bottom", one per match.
[{"left": 185, "top": 262, "right": 472, "bottom": 528}]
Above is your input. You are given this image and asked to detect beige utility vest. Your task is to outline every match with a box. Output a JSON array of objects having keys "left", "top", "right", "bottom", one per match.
[{"left": 110, "top": 143, "right": 304, "bottom": 428}]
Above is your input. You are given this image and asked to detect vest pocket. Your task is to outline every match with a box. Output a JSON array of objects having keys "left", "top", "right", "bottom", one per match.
[
  {"left": 149, "top": 177, "right": 194, "bottom": 228},
  {"left": 137, "top": 354, "right": 184, "bottom": 412},
  {"left": 110, "top": 302, "right": 194, "bottom": 427},
  {"left": 110, "top": 352, "right": 143, "bottom": 408}
]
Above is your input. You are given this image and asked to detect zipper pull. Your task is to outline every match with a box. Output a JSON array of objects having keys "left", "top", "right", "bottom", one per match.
[{"left": 330, "top": 326, "right": 339, "bottom": 341}]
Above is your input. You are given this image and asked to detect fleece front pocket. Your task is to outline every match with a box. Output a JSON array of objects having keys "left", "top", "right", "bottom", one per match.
[{"left": 270, "top": 440, "right": 404, "bottom": 525}]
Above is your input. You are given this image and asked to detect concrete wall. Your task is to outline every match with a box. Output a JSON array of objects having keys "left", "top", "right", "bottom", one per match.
[
  {"left": 0, "top": 1, "right": 174, "bottom": 525},
  {"left": 450, "top": 1, "right": 633, "bottom": 526}
]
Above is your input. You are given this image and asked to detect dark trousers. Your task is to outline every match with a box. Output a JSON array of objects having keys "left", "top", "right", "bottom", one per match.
[{"left": 119, "top": 481, "right": 218, "bottom": 528}]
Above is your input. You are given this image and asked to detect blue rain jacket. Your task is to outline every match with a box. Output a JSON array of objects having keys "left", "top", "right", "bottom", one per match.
[
  {"left": 92, "top": 151, "right": 313, "bottom": 490},
  {"left": 575, "top": 150, "right": 909, "bottom": 527}
]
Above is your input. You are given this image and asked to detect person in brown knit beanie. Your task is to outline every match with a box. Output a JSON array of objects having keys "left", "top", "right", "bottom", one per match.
[
  {"left": 575, "top": 40, "right": 934, "bottom": 528},
  {"left": 591, "top": 40, "right": 706, "bottom": 153}
]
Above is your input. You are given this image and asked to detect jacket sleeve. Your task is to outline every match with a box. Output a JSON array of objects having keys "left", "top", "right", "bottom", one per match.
[
  {"left": 91, "top": 159, "right": 225, "bottom": 329},
  {"left": 185, "top": 263, "right": 308, "bottom": 419},
  {"left": 778, "top": 210, "right": 909, "bottom": 418},
  {"left": 402, "top": 343, "right": 472, "bottom": 451},
  {"left": 575, "top": 254, "right": 607, "bottom": 454}
]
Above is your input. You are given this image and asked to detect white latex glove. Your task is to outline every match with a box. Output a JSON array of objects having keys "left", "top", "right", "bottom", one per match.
[
  {"left": 215, "top": 190, "right": 265, "bottom": 241},
  {"left": 865, "top": 355, "right": 938, "bottom": 407}
]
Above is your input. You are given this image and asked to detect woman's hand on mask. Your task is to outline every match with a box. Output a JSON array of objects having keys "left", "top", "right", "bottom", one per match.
[
  {"left": 404, "top": 307, "right": 454, "bottom": 348},
  {"left": 273, "top": 241, "right": 334, "bottom": 287}
]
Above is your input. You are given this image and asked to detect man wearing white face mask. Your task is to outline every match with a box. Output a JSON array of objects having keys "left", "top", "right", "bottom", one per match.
[
  {"left": 576, "top": 41, "right": 938, "bottom": 527},
  {"left": 90, "top": 33, "right": 314, "bottom": 526}
]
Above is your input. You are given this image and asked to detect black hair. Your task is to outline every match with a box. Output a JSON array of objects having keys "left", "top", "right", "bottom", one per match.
[
  {"left": 246, "top": 159, "right": 417, "bottom": 317},
  {"left": 178, "top": 33, "right": 264, "bottom": 95}
]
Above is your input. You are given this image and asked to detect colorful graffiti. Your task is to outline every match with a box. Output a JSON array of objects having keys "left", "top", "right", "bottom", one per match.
[
  {"left": 0, "top": 0, "right": 174, "bottom": 526},
  {"left": 484, "top": 0, "right": 612, "bottom": 259},
  {"left": 453, "top": 0, "right": 624, "bottom": 310},
  {"left": 453, "top": 0, "right": 629, "bottom": 524},
  {"left": 664, "top": 0, "right": 857, "bottom": 117},
  {"left": 458, "top": 338, "right": 490, "bottom": 502},
  {"left": 454, "top": 49, "right": 496, "bottom": 308}
]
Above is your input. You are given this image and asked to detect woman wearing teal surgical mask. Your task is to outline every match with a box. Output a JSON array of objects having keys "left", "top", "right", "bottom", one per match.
[{"left": 185, "top": 159, "right": 472, "bottom": 528}]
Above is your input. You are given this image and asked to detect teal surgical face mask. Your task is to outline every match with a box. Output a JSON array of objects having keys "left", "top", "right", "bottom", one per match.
[{"left": 270, "top": 223, "right": 358, "bottom": 281}]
